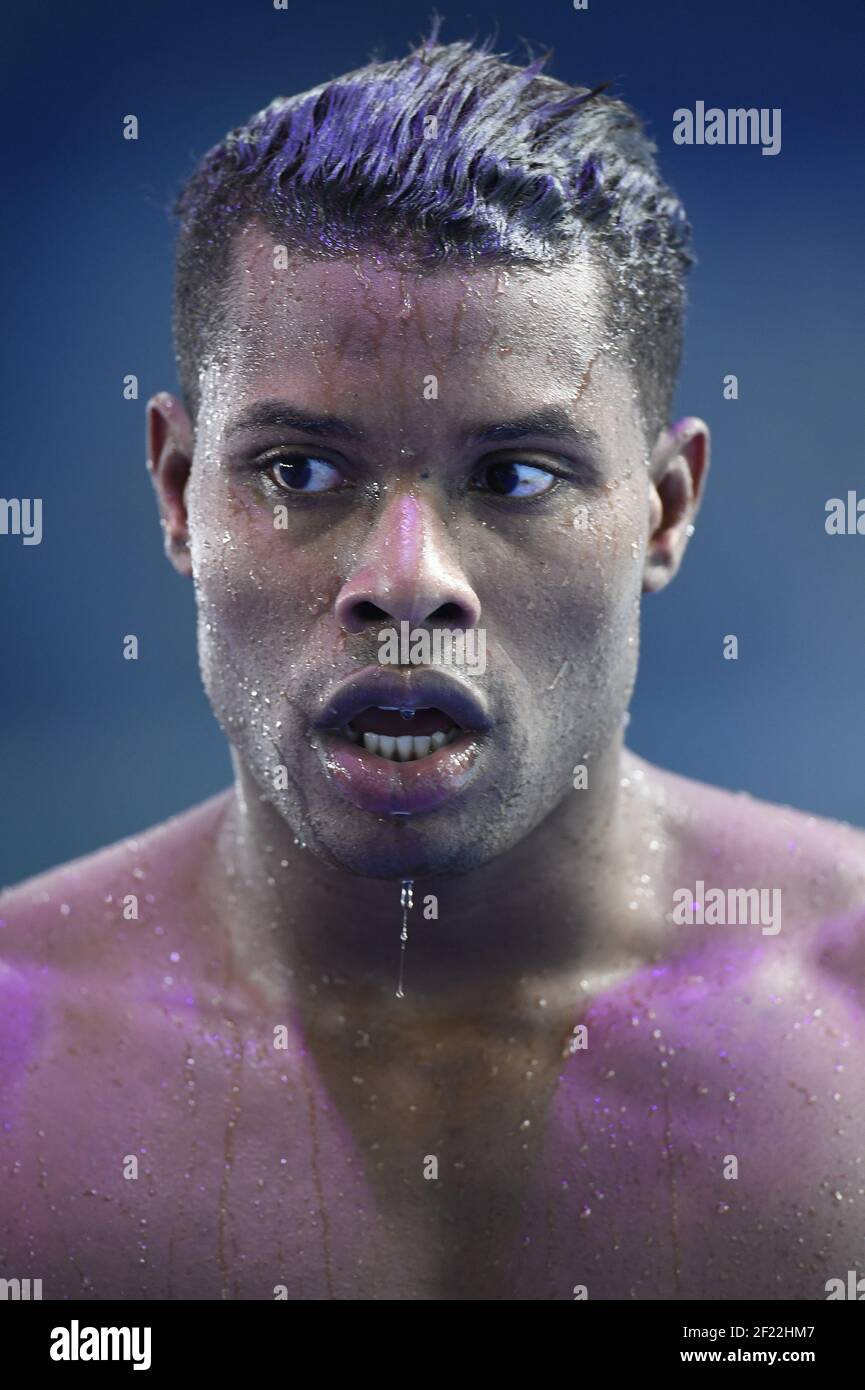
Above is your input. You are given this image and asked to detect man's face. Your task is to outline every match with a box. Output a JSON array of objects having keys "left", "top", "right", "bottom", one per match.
[{"left": 179, "top": 225, "right": 659, "bottom": 879}]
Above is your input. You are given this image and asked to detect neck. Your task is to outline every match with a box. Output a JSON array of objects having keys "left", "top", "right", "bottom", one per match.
[{"left": 205, "top": 739, "right": 666, "bottom": 1015}]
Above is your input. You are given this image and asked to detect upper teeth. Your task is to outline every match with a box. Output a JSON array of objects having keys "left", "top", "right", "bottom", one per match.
[{"left": 342, "top": 729, "right": 456, "bottom": 761}]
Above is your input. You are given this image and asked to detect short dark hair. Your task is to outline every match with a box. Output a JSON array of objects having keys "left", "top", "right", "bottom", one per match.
[{"left": 173, "top": 21, "right": 694, "bottom": 439}]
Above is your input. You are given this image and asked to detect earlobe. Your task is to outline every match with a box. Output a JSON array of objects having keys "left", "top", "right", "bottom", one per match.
[
  {"left": 146, "top": 393, "right": 194, "bottom": 578},
  {"left": 642, "top": 417, "right": 710, "bottom": 594}
]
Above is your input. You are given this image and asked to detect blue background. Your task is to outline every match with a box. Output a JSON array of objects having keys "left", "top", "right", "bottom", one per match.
[{"left": 2, "top": 0, "right": 863, "bottom": 886}]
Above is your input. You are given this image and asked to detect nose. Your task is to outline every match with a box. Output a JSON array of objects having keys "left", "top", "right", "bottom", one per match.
[{"left": 334, "top": 492, "right": 481, "bottom": 635}]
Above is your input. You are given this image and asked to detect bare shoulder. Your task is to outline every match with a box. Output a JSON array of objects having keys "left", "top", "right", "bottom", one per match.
[
  {"left": 0, "top": 792, "right": 232, "bottom": 1075},
  {"left": 645, "top": 753, "right": 865, "bottom": 881},
  {"left": 0, "top": 792, "right": 231, "bottom": 952},
  {"left": 630, "top": 750, "right": 865, "bottom": 982}
]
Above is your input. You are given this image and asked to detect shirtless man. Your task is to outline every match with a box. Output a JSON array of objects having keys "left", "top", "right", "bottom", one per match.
[{"left": 2, "top": 33, "right": 864, "bottom": 1302}]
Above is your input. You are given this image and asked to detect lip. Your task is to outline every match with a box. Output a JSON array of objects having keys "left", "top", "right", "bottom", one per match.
[
  {"left": 312, "top": 665, "right": 492, "bottom": 815},
  {"left": 315, "top": 665, "right": 492, "bottom": 735}
]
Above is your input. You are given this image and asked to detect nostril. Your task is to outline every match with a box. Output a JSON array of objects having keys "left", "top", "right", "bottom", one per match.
[
  {"left": 430, "top": 602, "right": 465, "bottom": 625},
  {"left": 354, "top": 600, "right": 390, "bottom": 623},
  {"left": 336, "top": 586, "right": 481, "bottom": 635}
]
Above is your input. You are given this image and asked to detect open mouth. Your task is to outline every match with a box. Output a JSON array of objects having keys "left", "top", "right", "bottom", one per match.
[
  {"left": 312, "top": 667, "right": 491, "bottom": 814},
  {"left": 338, "top": 706, "right": 461, "bottom": 762}
]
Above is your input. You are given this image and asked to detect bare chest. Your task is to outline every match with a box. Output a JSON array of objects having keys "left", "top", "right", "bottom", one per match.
[{"left": 4, "top": 970, "right": 863, "bottom": 1301}]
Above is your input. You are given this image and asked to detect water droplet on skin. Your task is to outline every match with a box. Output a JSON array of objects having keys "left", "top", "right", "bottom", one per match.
[{"left": 395, "top": 879, "right": 414, "bottom": 999}]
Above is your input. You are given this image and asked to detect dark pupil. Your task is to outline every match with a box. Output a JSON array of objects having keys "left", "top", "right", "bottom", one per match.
[
  {"left": 486, "top": 461, "right": 522, "bottom": 495},
  {"left": 277, "top": 458, "right": 312, "bottom": 489}
]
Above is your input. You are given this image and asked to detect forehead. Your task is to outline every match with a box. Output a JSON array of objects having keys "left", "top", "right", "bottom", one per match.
[
  {"left": 224, "top": 222, "right": 609, "bottom": 367},
  {"left": 201, "top": 221, "right": 638, "bottom": 446}
]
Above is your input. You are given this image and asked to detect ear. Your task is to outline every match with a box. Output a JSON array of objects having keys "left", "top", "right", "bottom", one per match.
[
  {"left": 147, "top": 392, "right": 194, "bottom": 578},
  {"left": 643, "top": 416, "right": 710, "bottom": 594}
]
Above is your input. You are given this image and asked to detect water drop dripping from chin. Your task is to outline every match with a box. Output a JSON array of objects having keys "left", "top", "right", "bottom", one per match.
[{"left": 395, "top": 879, "right": 414, "bottom": 999}]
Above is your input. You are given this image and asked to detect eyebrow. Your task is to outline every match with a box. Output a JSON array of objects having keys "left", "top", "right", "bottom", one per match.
[
  {"left": 225, "top": 401, "right": 366, "bottom": 441},
  {"left": 225, "top": 399, "right": 603, "bottom": 469},
  {"left": 462, "top": 408, "right": 602, "bottom": 455}
]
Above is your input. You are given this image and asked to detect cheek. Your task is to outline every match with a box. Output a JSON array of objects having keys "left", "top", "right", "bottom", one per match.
[
  {"left": 489, "top": 492, "right": 645, "bottom": 659},
  {"left": 526, "top": 496, "right": 646, "bottom": 748},
  {"left": 186, "top": 470, "right": 342, "bottom": 691}
]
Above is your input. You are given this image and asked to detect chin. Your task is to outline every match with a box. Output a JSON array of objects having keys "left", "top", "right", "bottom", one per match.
[
  {"left": 304, "top": 818, "right": 503, "bottom": 882},
  {"left": 245, "top": 741, "right": 558, "bottom": 881},
  {"left": 275, "top": 786, "right": 523, "bottom": 881}
]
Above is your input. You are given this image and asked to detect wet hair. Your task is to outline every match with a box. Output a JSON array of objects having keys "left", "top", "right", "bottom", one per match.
[{"left": 173, "top": 19, "right": 694, "bottom": 439}]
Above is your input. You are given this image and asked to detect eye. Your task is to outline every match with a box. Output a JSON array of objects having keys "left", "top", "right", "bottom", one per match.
[
  {"left": 474, "top": 459, "right": 558, "bottom": 498},
  {"left": 266, "top": 454, "right": 345, "bottom": 493}
]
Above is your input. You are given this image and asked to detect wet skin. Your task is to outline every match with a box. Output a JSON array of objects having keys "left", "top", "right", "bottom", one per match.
[{"left": 2, "top": 235, "right": 864, "bottom": 1299}]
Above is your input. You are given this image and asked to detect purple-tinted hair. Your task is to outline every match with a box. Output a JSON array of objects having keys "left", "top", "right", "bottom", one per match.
[{"left": 173, "top": 20, "right": 694, "bottom": 435}]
